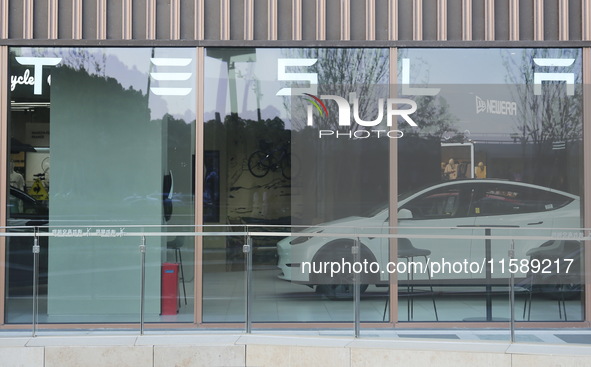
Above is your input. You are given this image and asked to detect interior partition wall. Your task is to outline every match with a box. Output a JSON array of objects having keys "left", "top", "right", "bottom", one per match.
[{"left": 5, "top": 47, "right": 196, "bottom": 324}]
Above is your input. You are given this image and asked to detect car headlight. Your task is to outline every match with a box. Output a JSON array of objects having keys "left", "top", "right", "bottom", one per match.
[
  {"left": 290, "top": 236, "right": 311, "bottom": 245},
  {"left": 290, "top": 230, "right": 323, "bottom": 245}
]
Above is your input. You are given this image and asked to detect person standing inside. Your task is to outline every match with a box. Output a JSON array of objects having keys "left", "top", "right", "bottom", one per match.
[
  {"left": 444, "top": 158, "right": 458, "bottom": 180},
  {"left": 9, "top": 161, "right": 25, "bottom": 191},
  {"left": 475, "top": 161, "right": 487, "bottom": 179}
]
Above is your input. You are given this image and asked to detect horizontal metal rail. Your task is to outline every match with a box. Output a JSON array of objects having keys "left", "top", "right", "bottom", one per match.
[{"left": 1, "top": 228, "right": 589, "bottom": 242}]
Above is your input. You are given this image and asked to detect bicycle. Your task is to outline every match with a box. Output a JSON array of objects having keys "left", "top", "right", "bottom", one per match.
[{"left": 248, "top": 142, "right": 300, "bottom": 180}]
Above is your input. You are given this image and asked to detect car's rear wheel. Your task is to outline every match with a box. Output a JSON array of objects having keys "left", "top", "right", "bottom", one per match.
[{"left": 528, "top": 240, "right": 583, "bottom": 301}]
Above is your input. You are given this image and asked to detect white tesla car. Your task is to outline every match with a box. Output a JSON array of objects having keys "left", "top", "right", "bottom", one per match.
[{"left": 277, "top": 179, "right": 581, "bottom": 297}]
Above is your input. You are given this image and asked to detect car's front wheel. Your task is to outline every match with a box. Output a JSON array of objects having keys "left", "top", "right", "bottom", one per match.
[
  {"left": 316, "top": 283, "right": 369, "bottom": 300},
  {"left": 310, "top": 239, "right": 378, "bottom": 300}
]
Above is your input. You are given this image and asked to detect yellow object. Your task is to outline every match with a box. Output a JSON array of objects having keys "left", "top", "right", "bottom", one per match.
[
  {"left": 475, "top": 162, "right": 487, "bottom": 178},
  {"left": 28, "top": 180, "right": 49, "bottom": 201}
]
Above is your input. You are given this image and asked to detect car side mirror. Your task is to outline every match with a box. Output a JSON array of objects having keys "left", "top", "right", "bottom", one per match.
[{"left": 398, "top": 208, "right": 413, "bottom": 220}]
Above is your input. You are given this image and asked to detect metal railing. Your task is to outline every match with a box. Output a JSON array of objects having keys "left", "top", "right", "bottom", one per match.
[{"left": 0, "top": 224, "right": 587, "bottom": 342}]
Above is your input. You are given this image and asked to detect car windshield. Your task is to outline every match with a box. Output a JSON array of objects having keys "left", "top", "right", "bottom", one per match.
[
  {"left": 360, "top": 203, "right": 388, "bottom": 217},
  {"left": 360, "top": 184, "right": 444, "bottom": 218},
  {"left": 398, "top": 189, "right": 418, "bottom": 203}
]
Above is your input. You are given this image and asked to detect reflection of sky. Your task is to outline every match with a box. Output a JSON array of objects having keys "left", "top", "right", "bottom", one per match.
[
  {"left": 401, "top": 49, "right": 582, "bottom": 139},
  {"left": 401, "top": 49, "right": 510, "bottom": 84},
  {"left": 204, "top": 49, "right": 291, "bottom": 126},
  {"left": 436, "top": 85, "right": 519, "bottom": 138},
  {"left": 401, "top": 48, "right": 580, "bottom": 84},
  {"left": 203, "top": 48, "right": 582, "bottom": 139},
  {"left": 19, "top": 47, "right": 196, "bottom": 122},
  {"left": 204, "top": 48, "right": 391, "bottom": 129},
  {"left": 104, "top": 48, "right": 151, "bottom": 79},
  {"left": 102, "top": 48, "right": 197, "bottom": 122}
]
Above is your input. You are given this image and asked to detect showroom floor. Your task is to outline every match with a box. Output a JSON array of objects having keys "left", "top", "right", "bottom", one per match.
[
  {"left": 201, "top": 268, "right": 584, "bottom": 323},
  {"left": 4, "top": 268, "right": 583, "bottom": 327}
]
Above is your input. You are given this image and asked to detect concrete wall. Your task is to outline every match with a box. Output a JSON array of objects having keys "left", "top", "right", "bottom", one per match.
[{"left": 0, "top": 334, "right": 590, "bottom": 367}]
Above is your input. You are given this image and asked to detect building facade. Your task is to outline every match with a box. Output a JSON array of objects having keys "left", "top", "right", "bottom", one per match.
[{"left": 1, "top": 0, "right": 590, "bottom": 331}]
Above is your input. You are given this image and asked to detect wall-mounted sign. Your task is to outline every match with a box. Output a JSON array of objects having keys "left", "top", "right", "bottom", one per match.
[
  {"left": 10, "top": 69, "right": 36, "bottom": 91},
  {"left": 10, "top": 56, "right": 62, "bottom": 100},
  {"left": 26, "top": 122, "right": 50, "bottom": 146},
  {"left": 475, "top": 96, "right": 517, "bottom": 116}
]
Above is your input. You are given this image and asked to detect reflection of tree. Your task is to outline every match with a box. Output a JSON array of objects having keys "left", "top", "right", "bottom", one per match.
[
  {"left": 283, "top": 49, "right": 389, "bottom": 131},
  {"left": 396, "top": 50, "right": 459, "bottom": 140},
  {"left": 502, "top": 49, "right": 582, "bottom": 191},
  {"left": 33, "top": 48, "right": 107, "bottom": 77},
  {"left": 400, "top": 95, "right": 458, "bottom": 139},
  {"left": 502, "top": 49, "right": 582, "bottom": 145}
]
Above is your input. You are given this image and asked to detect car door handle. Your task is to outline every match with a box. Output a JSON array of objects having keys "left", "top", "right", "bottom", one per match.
[{"left": 527, "top": 221, "right": 543, "bottom": 225}]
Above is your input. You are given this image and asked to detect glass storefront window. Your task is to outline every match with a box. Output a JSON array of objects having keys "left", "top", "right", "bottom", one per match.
[
  {"left": 6, "top": 48, "right": 196, "bottom": 324},
  {"left": 4, "top": 46, "right": 584, "bottom": 327},
  {"left": 395, "top": 48, "right": 584, "bottom": 322},
  {"left": 203, "top": 48, "right": 390, "bottom": 323},
  {"left": 203, "top": 47, "right": 584, "bottom": 325}
]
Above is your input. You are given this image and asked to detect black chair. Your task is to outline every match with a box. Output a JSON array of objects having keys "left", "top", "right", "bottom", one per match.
[
  {"left": 226, "top": 217, "right": 246, "bottom": 271},
  {"left": 167, "top": 237, "right": 187, "bottom": 306},
  {"left": 383, "top": 238, "right": 438, "bottom": 321},
  {"left": 523, "top": 240, "right": 574, "bottom": 321}
]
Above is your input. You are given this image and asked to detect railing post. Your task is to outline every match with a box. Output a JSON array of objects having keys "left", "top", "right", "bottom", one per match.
[
  {"left": 139, "top": 236, "right": 146, "bottom": 335},
  {"left": 485, "top": 228, "right": 493, "bottom": 321},
  {"left": 32, "top": 232, "right": 40, "bottom": 337},
  {"left": 353, "top": 237, "right": 361, "bottom": 338},
  {"left": 244, "top": 234, "right": 253, "bottom": 334},
  {"left": 509, "top": 239, "right": 516, "bottom": 343}
]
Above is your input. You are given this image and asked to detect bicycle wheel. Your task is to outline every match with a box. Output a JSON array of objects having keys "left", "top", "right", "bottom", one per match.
[
  {"left": 281, "top": 153, "right": 301, "bottom": 180},
  {"left": 248, "top": 151, "right": 271, "bottom": 178}
]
